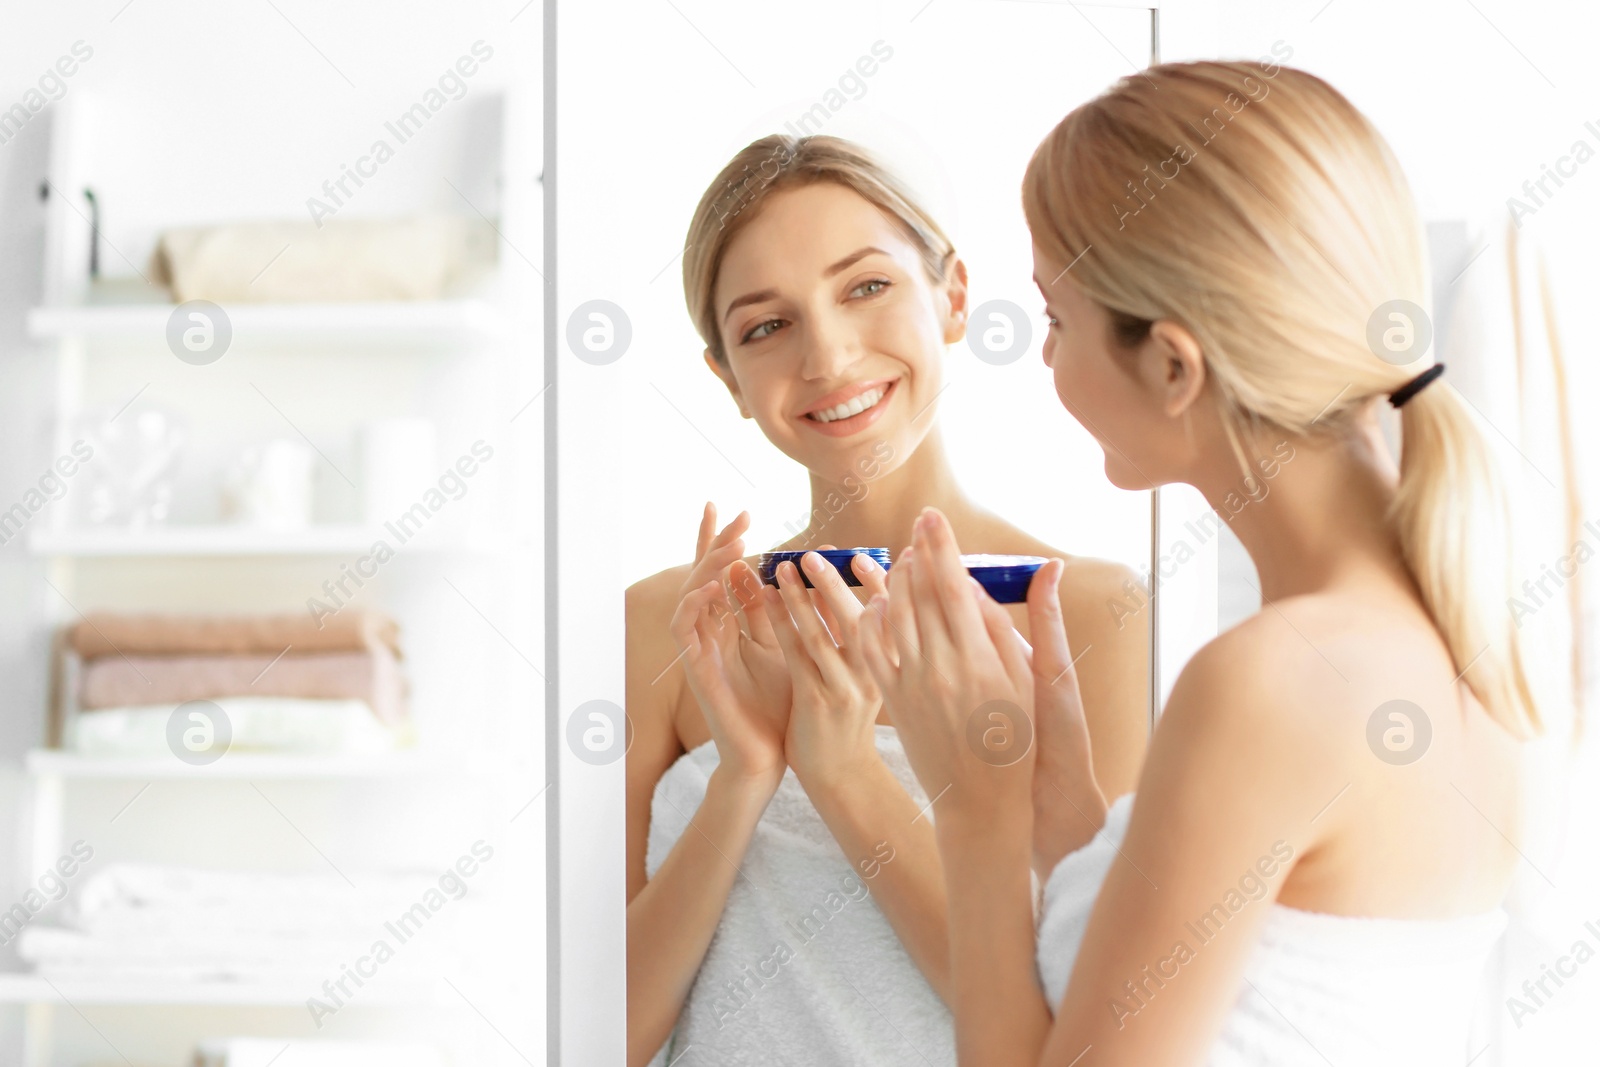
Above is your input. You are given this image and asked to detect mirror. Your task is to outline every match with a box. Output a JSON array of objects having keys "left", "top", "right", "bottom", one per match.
[{"left": 557, "top": 3, "right": 1161, "bottom": 1062}]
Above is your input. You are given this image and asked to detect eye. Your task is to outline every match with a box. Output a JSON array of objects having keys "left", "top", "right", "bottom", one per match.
[
  {"left": 742, "top": 317, "right": 786, "bottom": 343},
  {"left": 850, "top": 277, "right": 892, "bottom": 298}
]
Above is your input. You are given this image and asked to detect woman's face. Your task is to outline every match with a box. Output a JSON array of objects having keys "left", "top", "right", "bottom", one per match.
[
  {"left": 1033, "top": 243, "right": 1162, "bottom": 491},
  {"left": 709, "top": 182, "right": 965, "bottom": 483}
]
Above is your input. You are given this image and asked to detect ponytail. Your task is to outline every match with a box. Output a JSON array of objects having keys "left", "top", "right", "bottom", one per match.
[{"left": 1390, "top": 382, "right": 1547, "bottom": 737}]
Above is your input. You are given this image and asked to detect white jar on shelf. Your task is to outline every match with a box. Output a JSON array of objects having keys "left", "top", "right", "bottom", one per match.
[{"left": 219, "top": 438, "right": 315, "bottom": 530}]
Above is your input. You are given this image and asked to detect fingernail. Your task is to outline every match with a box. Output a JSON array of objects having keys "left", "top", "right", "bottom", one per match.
[{"left": 802, "top": 552, "right": 823, "bottom": 574}]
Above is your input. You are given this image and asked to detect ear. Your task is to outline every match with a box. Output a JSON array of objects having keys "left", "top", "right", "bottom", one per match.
[
  {"left": 703, "top": 348, "right": 751, "bottom": 419},
  {"left": 940, "top": 254, "right": 970, "bottom": 345},
  {"left": 1146, "top": 320, "right": 1206, "bottom": 418}
]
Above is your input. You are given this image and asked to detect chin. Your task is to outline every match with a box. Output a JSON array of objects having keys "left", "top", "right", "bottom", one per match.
[
  {"left": 799, "top": 433, "right": 904, "bottom": 495},
  {"left": 1104, "top": 453, "right": 1157, "bottom": 492}
]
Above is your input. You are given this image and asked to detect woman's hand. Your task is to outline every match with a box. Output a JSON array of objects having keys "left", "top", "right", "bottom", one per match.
[
  {"left": 762, "top": 547, "right": 891, "bottom": 792},
  {"left": 669, "top": 503, "right": 791, "bottom": 792},
  {"left": 1023, "top": 556, "right": 1110, "bottom": 879},
  {"left": 857, "top": 508, "right": 1037, "bottom": 827}
]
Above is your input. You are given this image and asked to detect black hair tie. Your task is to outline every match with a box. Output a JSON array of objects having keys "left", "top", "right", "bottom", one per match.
[{"left": 1389, "top": 363, "right": 1445, "bottom": 408}]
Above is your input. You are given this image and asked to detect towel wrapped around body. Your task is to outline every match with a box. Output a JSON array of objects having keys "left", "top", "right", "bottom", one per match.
[
  {"left": 645, "top": 724, "right": 958, "bottom": 1066},
  {"left": 1035, "top": 792, "right": 1507, "bottom": 1066}
]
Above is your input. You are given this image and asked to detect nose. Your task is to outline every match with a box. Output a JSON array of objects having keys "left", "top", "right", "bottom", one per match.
[{"left": 799, "top": 306, "right": 859, "bottom": 381}]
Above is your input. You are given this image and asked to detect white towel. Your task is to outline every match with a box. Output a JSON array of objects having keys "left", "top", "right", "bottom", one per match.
[
  {"left": 1036, "top": 793, "right": 1508, "bottom": 1065},
  {"left": 644, "top": 725, "right": 957, "bottom": 1066},
  {"left": 67, "top": 696, "right": 402, "bottom": 756},
  {"left": 194, "top": 1038, "right": 444, "bottom": 1067},
  {"left": 71, "top": 862, "right": 429, "bottom": 921},
  {"left": 19, "top": 862, "right": 497, "bottom": 986}
]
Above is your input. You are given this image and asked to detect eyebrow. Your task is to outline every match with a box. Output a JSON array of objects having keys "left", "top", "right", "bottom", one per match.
[{"left": 721, "top": 246, "right": 891, "bottom": 326}]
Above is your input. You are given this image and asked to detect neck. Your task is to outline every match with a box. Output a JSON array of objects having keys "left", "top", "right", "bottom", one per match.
[
  {"left": 775, "top": 425, "right": 983, "bottom": 556},
  {"left": 1201, "top": 417, "right": 1418, "bottom": 605}
]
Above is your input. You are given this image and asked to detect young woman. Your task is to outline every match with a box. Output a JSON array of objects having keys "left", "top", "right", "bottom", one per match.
[
  {"left": 625, "top": 136, "right": 1152, "bottom": 1066},
  {"left": 856, "top": 61, "right": 1570, "bottom": 1065}
]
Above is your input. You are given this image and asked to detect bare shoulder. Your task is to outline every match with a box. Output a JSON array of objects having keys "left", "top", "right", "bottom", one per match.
[
  {"left": 624, "top": 562, "right": 699, "bottom": 899},
  {"left": 1167, "top": 601, "right": 1354, "bottom": 735},
  {"left": 1128, "top": 607, "right": 1360, "bottom": 870},
  {"left": 979, "top": 524, "right": 1144, "bottom": 626},
  {"left": 624, "top": 553, "right": 762, "bottom": 751},
  {"left": 1204, "top": 591, "right": 1436, "bottom": 718},
  {"left": 992, "top": 526, "right": 1152, "bottom": 795},
  {"left": 625, "top": 560, "right": 695, "bottom": 621},
  {"left": 1058, "top": 554, "right": 1144, "bottom": 634},
  {"left": 625, "top": 563, "right": 697, "bottom": 771},
  {"left": 1143, "top": 592, "right": 1523, "bottom": 913},
  {"left": 625, "top": 553, "right": 764, "bottom": 645},
  {"left": 1153, "top": 597, "right": 1388, "bottom": 799},
  {"left": 1029, "top": 543, "right": 1147, "bottom": 676}
]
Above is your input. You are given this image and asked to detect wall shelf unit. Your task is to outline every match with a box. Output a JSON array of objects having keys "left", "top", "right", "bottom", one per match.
[{"left": 9, "top": 81, "right": 541, "bottom": 1067}]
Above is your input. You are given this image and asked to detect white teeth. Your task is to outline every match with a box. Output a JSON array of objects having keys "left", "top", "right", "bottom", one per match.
[{"left": 810, "top": 386, "right": 886, "bottom": 423}]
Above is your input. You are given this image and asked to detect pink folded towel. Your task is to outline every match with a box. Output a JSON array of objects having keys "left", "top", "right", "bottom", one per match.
[
  {"left": 67, "top": 610, "right": 402, "bottom": 661},
  {"left": 78, "top": 648, "right": 408, "bottom": 727}
]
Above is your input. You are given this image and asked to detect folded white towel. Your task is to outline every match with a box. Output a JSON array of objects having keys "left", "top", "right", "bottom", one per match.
[
  {"left": 194, "top": 1037, "right": 444, "bottom": 1067},
  {"left": 68, "top": 696, "right": 401, "bottom": 756},
  {"left": 18, "top": 926, "right": 376, "bottom": 966},
  {"left": 1036, "top": 793, "right": 1507, "bottom": 1065},
  {"left": 71, "top": 863, "right": 432, "bottom": 919},
  {"left": 645, "top": 725, "right": 957, "bottom": 1066}
]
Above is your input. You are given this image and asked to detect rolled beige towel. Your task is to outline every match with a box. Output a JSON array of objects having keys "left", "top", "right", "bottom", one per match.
[
  {"left": 66, "top": 609, "right": 402, "bottom": 661},
  {"left": 148, "top": 213, "right": 495, "bottom": 304}
]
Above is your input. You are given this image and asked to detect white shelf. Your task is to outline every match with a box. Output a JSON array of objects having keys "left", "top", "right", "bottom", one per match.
[
  {"left": 27, "top": 524, "right": 513, "bottom": 557},
  {"left": 0, "top": 972, "right": 443, "bottom": 1005},
  {"left": 25, "top": 749, "right": 466, "bottom": 780},
  {"left": 27, "top": 298, "right": 507, "bottom": 346}
]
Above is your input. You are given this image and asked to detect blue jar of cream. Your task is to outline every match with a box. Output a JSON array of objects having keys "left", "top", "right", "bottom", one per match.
[
  {"left": 963, "top": 554, "right": 1048, "bottom": 603},
  {"left": 761, "top": 547, "right": 892, "bottom": 588}
]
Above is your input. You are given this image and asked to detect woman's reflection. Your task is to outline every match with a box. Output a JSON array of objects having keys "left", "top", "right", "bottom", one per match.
[{"left": 624, "top": 135, "right": 1150, "bottom": 1067}]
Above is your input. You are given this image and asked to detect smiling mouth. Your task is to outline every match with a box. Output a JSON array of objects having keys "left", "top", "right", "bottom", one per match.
[{"left": 803, "top": 380, "right": 896, "bottom": 424}]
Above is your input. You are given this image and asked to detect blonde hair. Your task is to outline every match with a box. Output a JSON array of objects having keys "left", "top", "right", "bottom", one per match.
[
  {"left": 1023, "top": 60, "right": 1561, "bottom": 739},
  {"left": 682, "top": 134, "right": 956, "bottom": 365}
]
